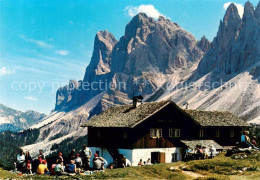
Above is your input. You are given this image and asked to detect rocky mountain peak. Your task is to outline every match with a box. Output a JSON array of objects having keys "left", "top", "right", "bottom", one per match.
[
  {"left": 224, "top": 3, "right": 241, "bottom": 24},
  {"left": 243, "top": 1, "right": 255, "bottom": 20},
  {"left": 255, "top": 2, "right": 260, "bottom": 22},
  {"left": 125, "top": 13, "right": 156, "bottom": 41},
  {"left": 96, "top": 30, "right": 117, "bottom": 50},
  {"left": 197, "top": 36, "right": 211, "bottom": 52},
  {"left": 83, "top": 30, "right": 117, "bottom": 81}
]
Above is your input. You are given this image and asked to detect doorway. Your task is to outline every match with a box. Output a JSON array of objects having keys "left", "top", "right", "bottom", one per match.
[{"left": 151, "top": 152, "right": 165, "bottom": 164}]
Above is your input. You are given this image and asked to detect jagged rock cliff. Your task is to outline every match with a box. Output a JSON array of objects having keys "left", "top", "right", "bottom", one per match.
[
  {"left": 198, "top": 2, "right": 260, "bottom": 75},
  {"left": 153, "top": 2, "right": 260, "bottom": 123},
  {"left": 55, "top": 13, "right": 205, "bottom": 111}
]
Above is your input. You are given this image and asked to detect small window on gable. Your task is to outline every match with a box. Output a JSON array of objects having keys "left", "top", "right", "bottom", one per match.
[
  {"left": 230, "top": 129, "right": 234, "bottom": 137},
  {"left": 216, "top": 129, "right": 220, "bottom": 137},
  {"left": 150, "top": 129, "right": 162, "bottom": 138},
  {"left": 169, "top": 129, "right": 180, "bottom": 138},
  {"left": 199, "top": 129, "right": 204, "bottom": 137}
]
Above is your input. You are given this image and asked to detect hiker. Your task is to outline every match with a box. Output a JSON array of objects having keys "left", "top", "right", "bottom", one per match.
[
  {"left": 202, "top": 146, "right": 208, "bottom": 159},
  {"left": 16, "top": 149, "right": 25, "bottom": 172},
  {"left": 123, "top": 156, "right": 131, "bottom": 167},
  {"left": 25, "top": 151, "right": 32, "bottom": 174},
  {"left": 246, "top": 133, "right": 260, "bottom": 150},
  {"left": 251, "top": 136, "right": 258, "bottom": 147},
  {"left": 138, "top": 159, "right": 144, "bottom": 166},
  {"left": 57, "top": 152, "right": 64, "bottom": 163},
  {"left": 195, "top": 145, "right": 203, "bottom": 159},
  {"left": 50, "top": 160, "right": 58, "bottom": 176},
  {"left": 209, "top": 145, "right": 216, "bottom": 158},
  {"left": 146, "top": 158, "right": 152, "bottom": 165},
  {"left": 100, "top": 157, "right": 109, "bottom": 169},
  {"left": 184, "top": 146, "right": 193, "bottom": 160},
  {"left": 80, "top": 144, "right": 92, "bottom": 170},
  {"left": 37, "top": 160, "right": 49, "bottom": 175},
  {"left": 74, "top": 153, "right": 82, "bottom": 169},
  {"left": 55, "top": 160, "right": 68, "bottom": 176},
  {"left": 68, "top": 149, "right": 76, "bottom": 161},
  {"left": 65, "top": 160, "right": 77, "bottom": 173},
  {"left": 38, "top": 149, "right": 45, "bottom": 159},
  {"left": 92, "top": 153, "right": 103, "bottom": 170}
]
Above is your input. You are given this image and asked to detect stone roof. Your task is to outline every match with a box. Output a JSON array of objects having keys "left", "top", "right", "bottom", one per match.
[
  {"left": 81, "top": 101, "right": 250, "bottom": 128},
  {"left": 82, "top": 101, "right": 170, "bottom": 128},
  {"left": 181, "top": 140, "right": 223, "bottom": 149},
  {"left": 183, "top": 109, "right": 250, "bottom": 127}
]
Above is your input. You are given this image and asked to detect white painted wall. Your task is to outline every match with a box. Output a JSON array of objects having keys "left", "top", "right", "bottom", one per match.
[
  {"left": 89, "top": 147, "right": 183, "bottom": 167},
  {"left": 131, "top": 147, "right": 182, "bottom": 166}
]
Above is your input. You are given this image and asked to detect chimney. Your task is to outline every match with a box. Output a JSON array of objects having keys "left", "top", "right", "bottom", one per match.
[{"left": 132, "top": 95, "right": 143, "bottom": 108}]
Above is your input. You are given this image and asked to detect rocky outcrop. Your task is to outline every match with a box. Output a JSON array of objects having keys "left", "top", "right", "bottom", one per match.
[
  {"left": 197, "top": 36, "right": 211, "bottom": 53},
  {"left": 55, "top": 13, "right": 205, "bottom": 111},
  {"left": 198, "top": 2, "right": 260, "bottom": 75},
  {"left": 55, "top": 80, "right": 82, "bottom": 111}
]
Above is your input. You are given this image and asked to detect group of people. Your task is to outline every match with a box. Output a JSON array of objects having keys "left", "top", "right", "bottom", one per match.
[
  {"left": 184, "top": 144, "right": 216, "bottom": 161},
  {"left": 137, "top": 158, "right": 152, "bottom": 166},
  {"left": 240, "top": 131, "right": 259, "bottom": 150},
  {"left": 15, "top": 145, "right": 113, "bottom": 176}
]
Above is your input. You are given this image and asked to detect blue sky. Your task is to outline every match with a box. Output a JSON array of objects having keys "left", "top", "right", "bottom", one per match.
[{"left": 0, "top": 0, "right": 259, "bottom": 114}]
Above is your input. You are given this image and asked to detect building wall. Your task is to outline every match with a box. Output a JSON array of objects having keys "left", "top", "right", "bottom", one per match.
[
  {"left": 89, "top": 147, "right": 182, "bottom": 167},
  {"left": 131, "top": 147, "right": 182, "bottom": 166}
]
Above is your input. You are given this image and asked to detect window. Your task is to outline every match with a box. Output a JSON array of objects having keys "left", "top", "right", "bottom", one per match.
[
  {"left": 230, "top": 129, "right": 234, "bottom": 137},
  {"left": 175, "top": 129, "right": 180, "bottom": 137},
  {"left": 171, "top": 153, "right": 178, "bottom": 162},
  {"left": 150, "top": 128, "right": 162, "bottom": 138},
  {"left": 169, "top": 129, "right": 180, "bottom": 138},
  {"left": 216, "top": 129, "right": 220, "bottom": 137},
  {"left": 199, "top": 129, "right": 204, "bottom": 137}
]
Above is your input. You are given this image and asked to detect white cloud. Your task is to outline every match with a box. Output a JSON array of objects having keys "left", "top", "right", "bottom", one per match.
[
  {"left": 21, "top": 35, "right": 53, "bottom": 49},
  {"left": 125, "top": 4, "right": 165, "bottom": 19},
  {"left": 0, "top": 66, "right": 16, "bottom": 76},
  {"left": 24, "top": 96, "right": 38, "bottom": 101},
  {"left": 224, "top": 2, "right": 244, "bottom": 18},
  {"left": 55, "top": 50, "right": 70, "bottom": 56}
]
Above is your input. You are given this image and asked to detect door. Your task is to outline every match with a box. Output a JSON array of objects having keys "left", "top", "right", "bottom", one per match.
[
  {"left": 159, "top": 152, "right": 165, "bottom": 163},
  {"left": 151, "top": 152, "right": 165, "bottom": 164}
]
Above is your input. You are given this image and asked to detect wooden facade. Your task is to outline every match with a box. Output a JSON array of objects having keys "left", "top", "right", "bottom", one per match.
[{"left": 87, "top": 103, "right": 246, "bottom": 149}]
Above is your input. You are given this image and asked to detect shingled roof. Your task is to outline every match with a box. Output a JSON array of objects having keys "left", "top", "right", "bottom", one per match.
[
  {"left": 82, "top": 101, "right": 170, "bottom": 128},
  {"left": 181, "top": 140, "right": 223, "bottom": 150},
  {"left": 183, "top": 109, "right": 250, "bottom": 127},
  {"left": 81, "top": 101, "right": 250, "bottom": 128}
]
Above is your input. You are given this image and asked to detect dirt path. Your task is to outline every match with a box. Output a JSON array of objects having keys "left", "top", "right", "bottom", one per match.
[{"left": 181, "top": 170, "right": 205, "bottom": 178}]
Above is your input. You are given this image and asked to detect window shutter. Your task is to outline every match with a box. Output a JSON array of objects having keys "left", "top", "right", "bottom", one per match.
[
  {"left": 158, "top": 129, "right": 162, "bottom": 137},
  {"left": 150, "top": 129, "right": 154, "bottom": 138},
  {"left": 175, "top": 129, "right": 180, "bottom": 137},
  {"left": 169, "top": 129, "right": 173, "bottom": 137}
]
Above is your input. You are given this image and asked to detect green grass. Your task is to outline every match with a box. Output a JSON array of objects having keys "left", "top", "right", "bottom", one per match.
[{"left": 1, "top": 152, "right": 260, "bottom": 179}]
